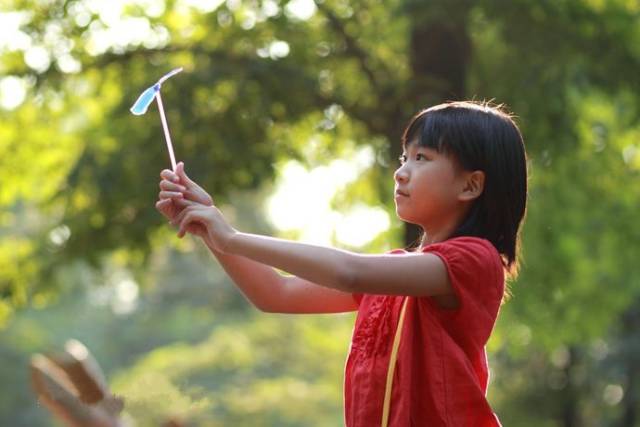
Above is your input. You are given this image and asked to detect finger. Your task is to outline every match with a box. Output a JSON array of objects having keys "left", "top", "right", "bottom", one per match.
[
  {"left": 179, "top": 208, "right": 208, "bottom": 236},
  {"left": 173, "top": 197, "right": 200, "bottom": 208},
  {"left": 172, "top": 205, "right": 194, "bottom": 226},
  {"left": 176, "top": 162, "right": 195, "bottom": 186},
  {"left": 156, "top": 199, "right": 171, "bottom": 208},
  {"left": 175, "top": 204, "right": 208, "bottom": 229},
  {"left": 160, "top": 169, "right": 180, "bottom": 183},
  {"left": 182, "top": 188, "right": 212, "bottom": 205},
  {"left": 178, "top": 211, "right": 199, "bottom": 238},
  {"left": 156, "top": 199, "right": 171, "bottom": 211},
  {"left": 159, "top": 191, "right": 184, "bottom": 200},
  {"left": 175, "top": 163, "right": 214, "bottom": 205},
  {"left": 159, "top": 180, "right": 187, "bottom": 192},
  {"left": 155, "top": 199, "right": 173, "bottom": 219}
]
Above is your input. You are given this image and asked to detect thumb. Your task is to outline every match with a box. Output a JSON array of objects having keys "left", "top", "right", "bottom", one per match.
[{"left": 176, "top": 162, "right": 194, "bottom": 186}]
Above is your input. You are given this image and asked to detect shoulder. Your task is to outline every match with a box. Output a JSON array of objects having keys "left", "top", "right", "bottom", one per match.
[
  {"left": 423, "top": 236, "right": 500, "bottom": 263},
  {"left": 422, "top": 237, "right": 504, "bottom": 299}
]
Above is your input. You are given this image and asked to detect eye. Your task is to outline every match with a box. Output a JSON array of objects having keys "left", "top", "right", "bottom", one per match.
[
  {"left": 416, "top": 153, "right": 429, "bottom": 161},
  {"left": 398, "top": 154, "right": 407, "bottom": 164}
]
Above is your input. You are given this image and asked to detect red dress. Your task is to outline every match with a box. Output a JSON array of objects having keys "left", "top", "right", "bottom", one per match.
[{"left": 345, "top": 237, "right": 504, "bottom": 426}]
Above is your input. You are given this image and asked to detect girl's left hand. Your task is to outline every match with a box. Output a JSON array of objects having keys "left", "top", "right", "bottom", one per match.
[{"left": 171, "top": 200, "right": 237, "bottom": 253}]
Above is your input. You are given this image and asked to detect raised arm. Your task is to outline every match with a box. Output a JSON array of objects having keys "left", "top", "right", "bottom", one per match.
[
  {"left": 224, "top": 232, "right": 454, "bottom": 298},
  {"left": 172, "top": 198, "right": 455, "bottom": 299},
  {"left": 157, "top": 163, "right": 357, "bottom": 314},
  {"left": 162, "top": 163, "right": 455, "bottom": 306},
  {"left": 201, "top": 239, "right": 358, "bottom": 314}
]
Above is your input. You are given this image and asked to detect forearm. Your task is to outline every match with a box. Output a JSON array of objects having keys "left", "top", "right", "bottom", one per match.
[
  {"left": 225, "top": 232, "right": 355, "bottom": 292},
  {"left": 201, "top": 237, "right": 288, "bottom": 311}
]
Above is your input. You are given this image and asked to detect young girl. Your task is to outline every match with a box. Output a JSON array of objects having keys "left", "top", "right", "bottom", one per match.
[{"left": 155, "top": 101, "right": 528, "bottom": 426}]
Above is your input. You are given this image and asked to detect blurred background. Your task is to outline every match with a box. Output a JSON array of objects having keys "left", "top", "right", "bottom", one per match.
[{"left": 1, "top": 0, "right": 640, "bottom": 425}]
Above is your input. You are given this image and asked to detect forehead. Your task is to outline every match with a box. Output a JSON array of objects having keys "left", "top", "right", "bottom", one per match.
[
  {"left": 403, "top": 138, "right": 464, "bottom": 170},
  {"left": 403, "top": 140, "right": 438, "bottom": 154}
]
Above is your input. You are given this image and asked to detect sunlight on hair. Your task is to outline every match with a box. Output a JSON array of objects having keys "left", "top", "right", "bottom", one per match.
[{"left": 267, "top": 146, "right": 390, "bottom": 247}]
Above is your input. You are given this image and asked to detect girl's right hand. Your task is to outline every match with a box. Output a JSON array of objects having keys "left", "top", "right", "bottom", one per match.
[
  {"left": 156, "top": 162, "right": 213, "bottom": 238},
  {"left": 162, "top": 161, "right": 213, "bottom": 206}
]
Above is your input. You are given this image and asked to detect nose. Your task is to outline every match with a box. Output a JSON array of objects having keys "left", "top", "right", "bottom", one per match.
[{"left": 394, "top": 164, "right": 408, "bottom": 184}]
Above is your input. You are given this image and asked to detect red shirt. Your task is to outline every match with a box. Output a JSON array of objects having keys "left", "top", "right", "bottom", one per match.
[{"left": 345, "top": 237, "right": 504, "bottom": 426}]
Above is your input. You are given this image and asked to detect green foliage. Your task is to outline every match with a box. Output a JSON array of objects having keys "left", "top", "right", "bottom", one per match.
[
  {"left": 112, "top": 314, "right": 352, "bottom": 426},
  {"left": 0, "top": 243, "right": 352, "bottom": 426}
]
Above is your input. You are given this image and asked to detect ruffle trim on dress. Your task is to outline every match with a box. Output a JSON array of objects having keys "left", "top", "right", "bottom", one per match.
[{"left": 350, "top": 295, "right": 397, "bottom": 362}]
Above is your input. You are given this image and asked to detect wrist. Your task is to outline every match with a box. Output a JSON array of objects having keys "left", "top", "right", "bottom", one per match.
[
  {"left": 200, "top": 234, "right": 214, "bottom": 250},
  {"left": 221, "top": 230, "right": 240, "bottom": 255}
]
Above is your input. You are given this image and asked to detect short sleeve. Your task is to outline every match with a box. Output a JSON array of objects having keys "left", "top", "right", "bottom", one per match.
[
  {"left": 352, "top": 293, "right": 364, "bottom": 305},
  {"left": 351, "top": 248, "right": 407, "bottom": 307},
  {"left": 423, "top": 237, "right": 504, "bottom": 344}
]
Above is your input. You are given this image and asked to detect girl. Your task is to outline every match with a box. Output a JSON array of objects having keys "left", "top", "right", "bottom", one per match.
[{"left": 155, "top": 101, "right": 528, "bottom": 426}]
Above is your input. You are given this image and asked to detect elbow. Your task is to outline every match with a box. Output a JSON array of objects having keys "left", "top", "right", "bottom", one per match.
[
  {"left": 252, "top": 278, "right": 290, "bottom": 314},
  {"left": 239, "top": 293, "right": 277, "bottom": 313},
  {"left": 254, "top": 302, "right": 272, "bottom": 313},
  {"left": 257, "top": 303, "right": 286, "bottom": 314},
  {"left": 252, "top": 299, "right": 280, "bottom": 314}
]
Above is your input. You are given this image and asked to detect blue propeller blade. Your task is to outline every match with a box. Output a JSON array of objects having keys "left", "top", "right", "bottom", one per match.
[
  {"left": 130, "top": 84, "right": 159, "bottom": 115},
  {"left": 130, "top": 68, "right": 183, "bottom": 116}
]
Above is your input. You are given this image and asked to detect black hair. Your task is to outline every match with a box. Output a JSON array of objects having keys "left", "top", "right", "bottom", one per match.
[{"left": 401, "top": 100, "right": 528, "bottom": 276}]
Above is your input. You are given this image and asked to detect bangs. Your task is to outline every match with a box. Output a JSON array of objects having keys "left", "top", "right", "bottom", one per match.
[{"left": 401, "top": 108, "right": 460, "bottom": 159}]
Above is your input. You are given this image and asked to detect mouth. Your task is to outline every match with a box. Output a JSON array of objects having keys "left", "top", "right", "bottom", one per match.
[{"left": 395, "top": 189, "right": 410, "bottom": 198}]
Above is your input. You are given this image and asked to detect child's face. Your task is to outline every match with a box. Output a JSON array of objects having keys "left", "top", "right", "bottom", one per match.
[{"left": 394, "top": 142, "right": 467, "bottom": 228}]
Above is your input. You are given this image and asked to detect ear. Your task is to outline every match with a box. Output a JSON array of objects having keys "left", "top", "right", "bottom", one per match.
[{"left": 458, "top": 170, "right": 485, "bottom": 202}]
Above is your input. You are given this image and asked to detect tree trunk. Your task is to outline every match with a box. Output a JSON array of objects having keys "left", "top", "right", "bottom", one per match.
[
  {"left": 621, "top": 305, "right": 640, "bottom": 427},
  {"left": 394, "top": 5, "right": 472, "bottom": 247},
  {"left": 561, "top": 346, "right": 581, "bottom": 427}
]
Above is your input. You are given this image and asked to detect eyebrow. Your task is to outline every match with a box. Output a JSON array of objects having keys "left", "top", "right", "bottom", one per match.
[{"left": 403, "top": 145, "right": 437, "bottom": 155}]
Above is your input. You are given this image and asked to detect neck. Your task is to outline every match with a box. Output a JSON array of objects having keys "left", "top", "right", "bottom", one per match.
[
  {"left": 418, "top": 207, "right": 469, "bottom": 248},
  {"left": 419, "top": 224, "right": 458, "bottom": 247}
]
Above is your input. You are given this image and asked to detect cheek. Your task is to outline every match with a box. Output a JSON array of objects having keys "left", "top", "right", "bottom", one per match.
[{"left": 432, "top": 168, "right": 460, "bottom": 195}]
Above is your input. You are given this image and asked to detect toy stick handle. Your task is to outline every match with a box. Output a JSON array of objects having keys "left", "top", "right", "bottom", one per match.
[{"left": 155, "top": 91, "right": 177, "bottom": 171}]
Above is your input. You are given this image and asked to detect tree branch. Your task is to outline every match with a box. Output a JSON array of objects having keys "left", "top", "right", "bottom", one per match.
[{"left": 313, "top": 0, "right": 384, "bottom": 97}]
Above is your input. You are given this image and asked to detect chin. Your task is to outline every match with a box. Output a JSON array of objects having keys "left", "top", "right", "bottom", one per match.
[{"left": 395, "top": 208, "right": 418, "bottom": 225}]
